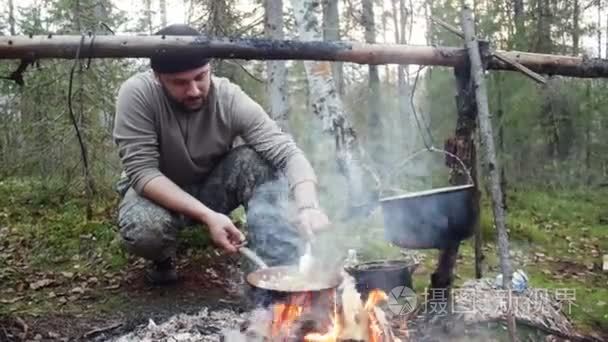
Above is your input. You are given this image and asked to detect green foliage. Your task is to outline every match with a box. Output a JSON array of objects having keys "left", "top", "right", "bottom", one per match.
[
  {"left": 423, "top": 0, "right": 608, "bottom": 189},
  {"left": 0, "top": 178, "right": 126, "bottom": 270}
]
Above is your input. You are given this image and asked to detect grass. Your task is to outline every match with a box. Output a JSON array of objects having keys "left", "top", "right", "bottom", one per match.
[
  {"left": 0, "top": 177, "right": 606, "bottom": 335},
  {"left": 0, "top": 178, "right": 127, "bottom": 272}
]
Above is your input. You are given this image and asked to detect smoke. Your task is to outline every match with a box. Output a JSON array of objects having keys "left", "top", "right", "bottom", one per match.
[
  {"left": 244, "top": 176, "right": 304, "bottom": 268},
  {"left": 245, "top": 63, "right": 463, "bottom": 281},
  {"left": 289, "top": 119, "right": 451, "bottom": 260}
]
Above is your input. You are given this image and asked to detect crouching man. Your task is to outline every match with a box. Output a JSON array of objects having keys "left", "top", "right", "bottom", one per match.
[{"left": 112, "top": 24, "right": 329, "bottom": 284}]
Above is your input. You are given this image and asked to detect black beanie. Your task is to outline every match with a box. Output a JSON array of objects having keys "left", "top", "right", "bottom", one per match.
[{"left": 150, "top": 24, "right": 210, "bottom": 74}]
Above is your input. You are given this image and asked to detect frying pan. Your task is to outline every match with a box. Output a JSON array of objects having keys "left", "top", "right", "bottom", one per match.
[{"left": 239, "top": 247, "right": 342, "bottom": 296}]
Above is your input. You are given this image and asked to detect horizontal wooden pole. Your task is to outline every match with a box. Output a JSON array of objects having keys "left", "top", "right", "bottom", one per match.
[{"left": 1, "top": 35, "right": 608, "bottom": 78}]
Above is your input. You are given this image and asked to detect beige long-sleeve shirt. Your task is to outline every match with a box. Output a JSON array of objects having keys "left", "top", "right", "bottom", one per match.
[{"left": 113, "top": 71, "right": 317, "bottom": 194}]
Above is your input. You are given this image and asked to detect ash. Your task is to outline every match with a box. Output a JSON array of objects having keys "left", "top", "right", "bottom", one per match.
[{"left": 111, "top": 308, "right": 249, "bottom": 342}]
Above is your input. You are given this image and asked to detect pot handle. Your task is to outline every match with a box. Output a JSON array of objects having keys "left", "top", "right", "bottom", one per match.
[{"left": 380, "top": 146, "right": 475, "bottom": 196}]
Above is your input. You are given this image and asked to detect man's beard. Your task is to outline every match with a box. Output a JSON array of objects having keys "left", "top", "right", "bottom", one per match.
[{"left": 161, "top": 86, "right": 204, "bottom": 113}]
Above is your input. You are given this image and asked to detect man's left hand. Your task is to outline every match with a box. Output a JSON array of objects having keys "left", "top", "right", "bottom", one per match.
[{"left": 296, "top": 208, "right": 330, "bottom": 238}]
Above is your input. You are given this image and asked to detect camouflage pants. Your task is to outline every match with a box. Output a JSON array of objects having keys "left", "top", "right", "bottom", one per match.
[{"left": 116, "top": 146, "right": 303, "bottom": 267}]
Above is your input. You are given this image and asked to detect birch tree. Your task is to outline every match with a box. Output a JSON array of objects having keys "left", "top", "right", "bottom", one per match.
[
  {"left": 290, "top": 0, "right": 378, "bottom": 213},
  {"left": 159, "top": 0, "right": 167, "bottom": 28},
  {"left": 362, "top": 0, "right": 383, "bottom": 164},
  {"left": 391, "top": 0, "right": 417, "bottom": 152},
  {"left": 322, "top": 0, "right": 343, "bottom": 95},
  {"left": 8, "top": 0, "right": 16, "bottom": 35},
  {"left": 264, "top": 0, "right": 289, "bottom": 132}
]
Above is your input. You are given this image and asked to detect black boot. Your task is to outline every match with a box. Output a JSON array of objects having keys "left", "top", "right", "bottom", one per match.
[{"left": 146, "top": 258, "right": 178, "bottom": 285}]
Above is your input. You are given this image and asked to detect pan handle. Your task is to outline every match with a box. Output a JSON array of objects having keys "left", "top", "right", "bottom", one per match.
[{"left": 239, "top": 246, "right": 268, "bottom": 269}]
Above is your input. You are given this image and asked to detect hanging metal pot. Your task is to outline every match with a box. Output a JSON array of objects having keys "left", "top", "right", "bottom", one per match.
[{"left": 378, "top": 148, "right": 479, "bottom": 249}]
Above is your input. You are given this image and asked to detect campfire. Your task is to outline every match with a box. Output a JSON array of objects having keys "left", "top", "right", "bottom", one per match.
[
  {"left": 264, "top": 276, "right": 404, "bottom": 342},
  {"left": 112, "top": 271, "right": 410, "bottom": 342}
]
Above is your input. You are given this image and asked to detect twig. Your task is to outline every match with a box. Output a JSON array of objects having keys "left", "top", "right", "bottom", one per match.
[
  {"left": 0, "top": 58, "right": 35, "bottom": 86},
  {"left": 430, "top": 15, "right": 547, "bottom": 84},
  {"left": 225, "top": 60, "right": 264, "bottom": 83},
  {"left": 82, "top": 322, "right": 123, "bottom": 339},
  {"left": 235, "top": 15, "right": 265, "bottom": 35},
  {"left": 493, "top": 51, "right": 547, "bottom": 84},
  {"left": 430, "top": 16, "right": 464, "bottom": 39},
  {"left": 14, "top": 317, "right": 28, "bottom": 340}
]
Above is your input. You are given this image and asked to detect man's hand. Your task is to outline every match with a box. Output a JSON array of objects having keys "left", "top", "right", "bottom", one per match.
[
  {"left": 141, "top": 177, "right": 245, "bottom": 252},
  {"left": 205, "top": 212, "right": 245, "bottom": 253},
  {"left": 296, "top": 208, "right": 330, "bottom": 238}
]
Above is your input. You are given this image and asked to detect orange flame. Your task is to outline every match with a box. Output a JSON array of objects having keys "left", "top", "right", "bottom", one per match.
[
  {"left": 366, "top": 289, "right": 389, "bottom": 342},
  {"left": 271, "top": 303, "right": 303, "bottom": 337},
  {"left": 300, "top": 289, "right": 390, "bottom": 342},
  {"left": 267, "top": 285, "right": 405, "bottom": 342},
  {"left": 365, "top": 289, "right": 389, "bottom": 310}
]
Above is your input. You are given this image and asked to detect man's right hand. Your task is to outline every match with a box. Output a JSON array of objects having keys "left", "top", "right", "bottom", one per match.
[{"left": 205, "top": 212, "right": 245, "bottom": 253}]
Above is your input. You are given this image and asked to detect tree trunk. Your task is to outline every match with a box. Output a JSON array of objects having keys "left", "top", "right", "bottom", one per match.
[
  {"left": 461, "top": 7, "right": 516, "bottom": 340},
  {"left": 541, "top": 84, "right": 560, "bottom": 168},
  {"left": 160, "top": 0, "right": 167, "bottom": 28},
  {"left": 291, "top": 0, "right": 377, "bottom": 215},
  {"left": 382, "top": 2, "right": 389, "bottom": 80},
  {"left": 450, "top": 65, "right": 482, "bottom": 279},
  {"left": 264, "top": 0, "right": 290, "bottom": 132},
  {"left": 573, "top": 0, "right": 579, "bottom": 55},
  {"left": 362, "top": 0, "right": 383, "bottom": 165},
  {"left": 513, "top": 0, "right": 524, "bottom": 48},
  {"left": 425, "top": 0, "right": 433, "bottom": 45},
  {"left": 535, "top": 0, "right": 552, "bottom": 53},
  {"left": 428, "top": 241, "right": 460, "bottom": 320},
  {"left": 392, "top": 0, "right": 416, "bottom": 153},
  {"left": 585, "top": 82, "right": 593, "bottom": 185},
  {"left": 322, "top": 0, "right": 344, "bottom": 95},
  {"left": 8, "top": 0, "right": 16, "bottom": 35},
  {"left": 598, "top": 0, "right": 602, "bottom": 58},
  {"left": 496, "top": 73, "right": 508, "bottom": 207},
  {"left": 145, "top": 0, "right": 153, "bottom": 34}
]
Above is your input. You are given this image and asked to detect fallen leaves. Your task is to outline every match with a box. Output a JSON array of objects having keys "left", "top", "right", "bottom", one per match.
[
  {"left": 61, "top": 271, "right": 74, "bottom": 279},
  {"left": 0, "top": 296, "right": 24, "bottom": 304},
  {"left": 70, "top": 286, "right": 86, "bottom": 295},
  {"left": 29, "top": 279, "right": 54, "bottom": 290},
  {"left": 102, "top": 284, "right": 121, "bottom": 291}
]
